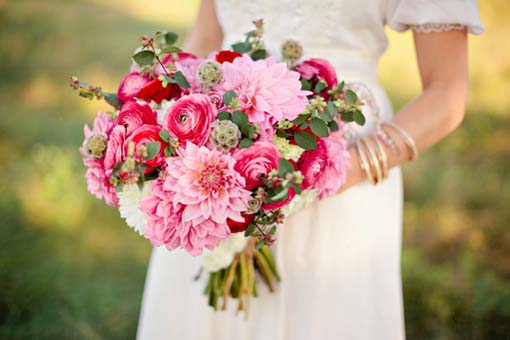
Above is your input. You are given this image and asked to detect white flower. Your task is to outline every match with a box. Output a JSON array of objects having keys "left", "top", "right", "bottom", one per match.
[
  {"left": 117, "top": 182, "right": 151, "bottom": 234},
  {"left": 272, "top": 135, "right": 305, "bottom": 161},
  {"left": 201, "top": 233, "right": 248, "bottom": 272},
  {"left": 281, "top": 188, "right": 318, "bottom": 217},
  {"left": 149, "top": 99, "right": 175, "bottom": 124}
]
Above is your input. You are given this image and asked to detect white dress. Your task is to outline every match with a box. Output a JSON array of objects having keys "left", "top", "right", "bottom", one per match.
[{"left": 137, "top": 1, "right": 484, "bottom": 339}]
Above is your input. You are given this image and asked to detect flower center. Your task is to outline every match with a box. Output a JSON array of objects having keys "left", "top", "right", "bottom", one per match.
[
  {"left": 199, "top": 165, "right": 226, "bottom": 192},
  {"left": 179, "top": 114, "right": 188, "bottom": 124}
]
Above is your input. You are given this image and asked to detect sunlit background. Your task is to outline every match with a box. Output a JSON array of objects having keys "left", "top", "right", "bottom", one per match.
[{"left": 0, "top": 1, "right": 508, "bottom": 339}]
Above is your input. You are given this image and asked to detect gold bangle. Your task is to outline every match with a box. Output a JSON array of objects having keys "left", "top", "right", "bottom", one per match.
[
  {"left": 371, "top": 135, "right": 388, "bottom": 179},
  {"left": 376, "top": 124, "right": 400, "bottom": 157},
  {"left": 355, "top": 139, "right": 376, "bottom": 185},
  {"left": 381, "top": 121, "right": 419, "bottom": 161},
  {"left": 360, "top": 137, "right": 383, "bottom": 184}
]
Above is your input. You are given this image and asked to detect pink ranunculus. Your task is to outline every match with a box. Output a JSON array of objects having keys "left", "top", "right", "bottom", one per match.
[
  {"left": 124, "top": 124, "right": 167, "bottom": 170},
  {"left": 104, "top": 125, "right": 126, "bottom": 177},
  {"left": 161, "top": 142, "right": 252, "bottom": 255},
  {"left": 140, "top": 178, "right": 183, "bottom": 250},
  {"left": 297, "top": 130, "right": 350, "bottom": 199},
  {"left": 218, "top": 55, "right": 310, "bottom": 127},
  {"left": 162, "top": 94, "right": 216, "bottom": 147},
  {"left": 233, "top": 141, "right": 280, "bottom": 190},
  {"left": 117, "top": 72, "right": 151, "bottom": 104},
  {"left": 114, "top": 100, "right": 158, "bottom": 135},
  {"left": 294, "top": 58, "right": 338, "bottom": 88}
]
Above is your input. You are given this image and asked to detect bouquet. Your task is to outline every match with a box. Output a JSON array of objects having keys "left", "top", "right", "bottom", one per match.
[{"left": 71, "top": 19, "right": 365, "bottom": 314}]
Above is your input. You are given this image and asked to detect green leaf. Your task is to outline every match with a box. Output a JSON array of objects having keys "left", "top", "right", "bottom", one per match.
[
  {"left": 161, "top": 46, "right": 182, "bottom": 54},
  {"left": 314, "top": 80, "right": 327, "bottom": 93},
  {"left": 318, "top": 111, "right": 332, "bottom": 122},
  {"left": 300, "top": 78, "right": 312, "bottom": 91},
  {"left": 269, "top": 226, "right": 277, "bottom": 235},
  {"left": 267, "top": 187, "right": 289, "bottom": 202},
  {"left": 256, "top": 241, "right": 265, "bottom": 250},
  {"left": 173, "top": 71, "right": 190, "bottom": 88},
  {"left": 164, "top": 32, "right": 178, "bottom": 45},
  {"left": 231, "top": 42, "right": 251, "bottom": 53},
  {"left": 337, "top": 81, "right": 345, "bottom": 92},
  {"left": 164, "top": 145, "right": 175, "bottom": 157},
  {"left": 241, "top": 124, "right": 255, "bottom": 139},
  {"left": 133, "top": 50, "right": 155, "bottom": 66},
  {"left": 115, "top": 181, "right": 124, "bottom": 193},
  {"left": 310, "top": 118, "right": 329, "bottom": 137},
  {"left": 159, "top": 129, "right": 170, "bottom": 142},
  {"left": 292, "top": 114, "right": 308, "bottom": 126},
  {"left": 244, "top": 223, "right": 256, "bottom": 237},
  {"left": 353, "top": 109, "right": 366, "bottom": 126},
  {"left": 292, "top": 182, "right": 302, "bottom": 195},
  {"left": 239, "top": 138, "right": 254, "bottom": 149},
  {"left": 232, "top": 110, "right": 249, "bottom": 127},
  {"left": 216, "top": 111, "right": 231, "bottom": 120},
  {"left": 327, "top": 101, "right": 338, "bottom": 116},
  {"left": 276, "top": 129, "right": 289, "bottom": 138},
  {"left": 144, "top": 171, "right": 159, "bottom": 181},
  {"left": 341, "top": 111, "right": 354, "bottom": 122},
  {"left": 278, "top": 158, "right": 294, "bottom": 177},
  {"left": 345, "top": 89, "right": 358, "bottom": 104},
  {"left": 222, "top": 90, "right": 237, "bottom": 106},
  {"left": 103, "top": 92, "right": 120, "bottom": 108},
  {"left": 294, "top": 131, "right": 317, "bottom": 150},
  {"left": 328, "top": 120, "right": 339, "bottom": 132},
  {"left": 250, "top": 49, "right": 267, "bottom": 60},
  {"left": 145, "top": 141, "right": 161, "bottom": 160}
]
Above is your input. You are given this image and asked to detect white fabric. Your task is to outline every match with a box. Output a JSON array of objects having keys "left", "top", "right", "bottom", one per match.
[{"left": 137, "top": 1, "right": 484, "bottom": 339}]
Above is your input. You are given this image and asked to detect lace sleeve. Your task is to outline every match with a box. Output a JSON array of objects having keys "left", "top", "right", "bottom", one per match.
[
  {"left": 410, "top": 23, "right": 467, "bottom": 33},
  {"left": 386, "top": 0, "right": 485, "bottom": 35}
]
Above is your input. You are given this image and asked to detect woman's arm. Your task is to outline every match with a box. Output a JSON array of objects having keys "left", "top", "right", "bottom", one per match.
[
  {"left": 341, "top": 29, "right": 469, "bottom": 191},
  {"left": 183, "top": 0, "right": 224, "bottom": 56}
]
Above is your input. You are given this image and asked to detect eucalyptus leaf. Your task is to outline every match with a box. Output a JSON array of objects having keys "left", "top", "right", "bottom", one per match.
[
  {"left": 217, "top": 111, "right": 231, "bottom": 120},
  {"left": 241, "top": 124, "right": 255, "bottom": 139},
  {"left": 301, "top": 79, "right": 312, "bottom": 91},
  {"left": 231, "top": 42, "right": 251, "bottom": 53},
  {"left": 314, "top": 80, "right": 327, "bottom": 94},
  {"left": 245, "top": 223, "right": 256, "bottom": 237},
  {"left": 278, "top": 158, "right": 294, "bottom": 177},
  {"left": 173, "top": 71, "right": 190, "bottom": 88},
  {"left": 341, "top": 111, "right": 354, "bottom": 122},
  {"left": 161, "top": 46, "right": 182, "bottom": 54},
  {"left": 327, "top": 101, "right": 338, "bottom": 116},
  {"left": 232, "top": 110, "right": 249, "bottom": 127},
  {"left": 222, "top": 90, "right": 237, "bottom": 106},
  {"left": 337, "top": 81, "right": 345, "bottom": 92},
  {"left": 294, "top": 131, "right": 317, "bottom": 150},
  {"left": 133, "top": 50, "right": 155, "bottom": 66},
  {"left": 292, "top": 114, "right": 308, "bottom": 126},
  {"left": 345, "top": 89, "right": 358, "bottom": 104},
  {"left": 319, "top": 111, "right": 332, "bottom": 122},
  {"left": 164, "top": 145, "right": 175, "bottom": 157},
  {"left": 159, "top": 129, "right": 170, "bottom": 142},
  {"left": 250, "top": 49, "right": 267, "bottom": 60},
  {"left": 310, "top": 118, "right": 329, "bottom": 137},
  {"left": 292, "top": 182, "right": 302, "bottom": 195},
  {"left": 328, "top": 120, "right": 339, "bottom": 132},
  {"left": 145, "top": 142, "right": 161, "bottom": 160},
  {"left": 239, "top": 138, "right": 254, "bottom": 149},
  {"left": 164, "top": 32, "right": 178, "bottom": 45},
  {"left": 353, "top": 110, "right": 366, "bottom": 126},
  {"left": 269, "top": 226, "right": 277, "bottom": 235},
  {"left": 103, "top": 92, "right": 120, "bottom": 108}
]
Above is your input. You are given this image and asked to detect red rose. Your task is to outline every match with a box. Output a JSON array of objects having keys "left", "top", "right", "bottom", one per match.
[
  {"left": 124, "top": 124, "right": 167, "bottom": 170},
  {"left": 215, "top": 50, "right": 242, "bottom": 64},
  {"left": 114, "top": 101, "right": 158, "bottom": 135},
  {"left": 117, "top": 72, "right": 151, "bottom": 104},
  {"left": 136, "top": 78, "right": 180, "bottom": 104},
  {"left": 227, "top": 214, "right": 255, "bottom": 233}
]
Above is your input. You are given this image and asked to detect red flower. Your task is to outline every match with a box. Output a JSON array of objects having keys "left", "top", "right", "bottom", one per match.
[
  {"left": 215, "top": 50, "right": 242, "bottom": 64},
  {"left": 136, "top": 78, "right": 180, "bottom": 104},
  {"left": 227, "top": 214, "right": 255, "bottom": 233},
  {"left": 114, "top": 101, "right": 158, "bottom": 135},
  {"left": 124, "top": 124, "right": 167, "bottom": 170}
]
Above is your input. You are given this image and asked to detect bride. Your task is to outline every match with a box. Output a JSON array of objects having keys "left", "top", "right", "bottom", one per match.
[{"left": 137, "top": 1, "right": 484, "bottom": 339}]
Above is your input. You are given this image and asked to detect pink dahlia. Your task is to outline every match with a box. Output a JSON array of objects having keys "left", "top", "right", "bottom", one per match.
[
  {"left": 140, "top": 178, "right": 183, "bottom": 250},
  {"left": 298, "top": 130, "right": 350, "bottom": 199},
  {"left": 218, "top": 54, "right": 309, "bottom": 127}
]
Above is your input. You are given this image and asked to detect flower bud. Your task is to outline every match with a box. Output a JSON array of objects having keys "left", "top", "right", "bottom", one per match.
[
  {"left": 83, "top": 134, "right": 107, "bottom": 158},
  {"left": 281, "top": 40, "right": 303, "bottom": 62}
]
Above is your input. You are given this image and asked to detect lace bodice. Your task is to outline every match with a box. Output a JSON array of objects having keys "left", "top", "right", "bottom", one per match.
[{"left": 214, "top": 0, "right": 484, "bottom": 83}]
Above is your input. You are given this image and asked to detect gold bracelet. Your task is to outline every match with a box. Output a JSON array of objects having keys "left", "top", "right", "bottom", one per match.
[
  {"left": 371, "top": 135, "right": 388, "bottom": 179},
  {"left": 360, "top": 137, "right": 383, "bottom": 184},
  {"left": 381, "top": 121, "right": 419, "bottom": 161},
  {"left": 355, "top": 139, "right": 376, "bottom": 185},
  {"left": 376, "top": 124, "right": 400, "bottom": 157}
]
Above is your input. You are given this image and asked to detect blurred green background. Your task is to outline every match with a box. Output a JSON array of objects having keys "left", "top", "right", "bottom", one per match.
[{"left": 0, "top": 1, "right": 508, "bottom": 339}]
